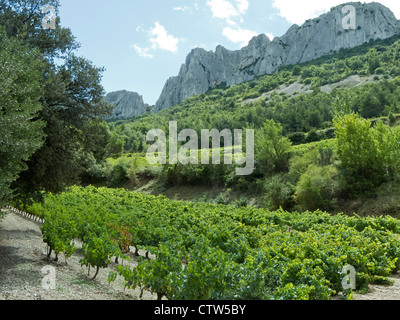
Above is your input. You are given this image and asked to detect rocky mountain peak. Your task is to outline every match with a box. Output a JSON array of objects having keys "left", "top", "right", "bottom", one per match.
[
  {"left": 105, "top": 90, "right": 146, "bottom": 120},
  {"left": 155, "top": 1, "right": 400, "bottom": 112}
]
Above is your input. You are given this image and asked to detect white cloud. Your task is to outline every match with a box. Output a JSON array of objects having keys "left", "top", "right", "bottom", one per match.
[
  {"left": 236, "top": 0, "right": 249, "bottom": 13},
  {"left": 173, "top": 6, "right": 193, "bottom": 14},
  {"left": 265, "top": 33, "right": 274, "bottom": 41},
  {"left": 133, "top": 22, "right": 180, "bottom": 58},
  {"left": 207, "top": 0, "right": 254, "bottom": 46},
  {"left": 207, "top": 0, "right": 240, "bottom": 20},
  {"left": 272, "top": 0, "right": 339, "bottom": 25},
  {"left": 131, "top": 44, "right": 154, "bottom": 59},
  {"left": 222, "top": 26, "right": 258, "bottom": 47},
  {"left": 207, "top": 0, "right": 249, "bottom": 20},
  {"left": 149, "top": 22, "right": 179, "bottom": 53},
  {"left": 272, "top": 0, "right": 400, "bottom": 25}
]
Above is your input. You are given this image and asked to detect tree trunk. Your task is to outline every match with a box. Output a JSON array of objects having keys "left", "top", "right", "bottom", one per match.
[{"left": 92, "top": 266, "right": 100, "bottom": 280}]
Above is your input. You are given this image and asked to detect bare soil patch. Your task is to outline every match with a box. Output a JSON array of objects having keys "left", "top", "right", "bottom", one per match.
[{"left": 0, "top": 209, "right": 155, "bottom": 300}]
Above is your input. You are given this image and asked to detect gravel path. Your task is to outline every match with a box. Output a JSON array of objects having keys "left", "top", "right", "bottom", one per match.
[
  {"left": 0, "top": 209, "right": 156, "bottom": 300},
  {"left": 1, "top": 208, "right": 400, "bottom": 300},
  {"left": 353, "top": 273, "right": 400, "bottom": 300}
]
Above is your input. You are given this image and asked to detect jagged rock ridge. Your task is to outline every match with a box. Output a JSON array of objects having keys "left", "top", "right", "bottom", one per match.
[
  {"left": 155, "top": 2, "right": 400, "bottom": 111},
  {"left": 105, "top": 90, "right": 146, "bottom": 120}
]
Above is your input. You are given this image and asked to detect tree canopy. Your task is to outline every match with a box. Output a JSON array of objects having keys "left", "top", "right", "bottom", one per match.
[
  {"left": 0, "top": 27, "right": 45, "bottom": 205},
  {"left": 0, "top": 0, "right": 113, "bottom": 203}
]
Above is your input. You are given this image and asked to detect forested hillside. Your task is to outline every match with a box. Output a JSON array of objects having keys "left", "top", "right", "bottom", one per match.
[
  {"left": 110, "top": 34, "right": 400, "bottom": 151},
  {"left": 93, "top": 34, "right": 400, "bottom": 216}
]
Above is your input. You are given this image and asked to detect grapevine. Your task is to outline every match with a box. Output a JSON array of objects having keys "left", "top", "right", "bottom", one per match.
[{"left": 27, "top": 186, "right": 400, "bottom": 299}]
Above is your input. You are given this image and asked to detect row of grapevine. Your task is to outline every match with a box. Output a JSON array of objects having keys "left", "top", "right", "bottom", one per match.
[{"left": 22, "top": 185, "right": 400, "bottom": 300}]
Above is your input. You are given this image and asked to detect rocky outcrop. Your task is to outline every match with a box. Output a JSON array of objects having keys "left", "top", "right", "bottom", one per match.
[
  {"left": 155, "top": 2, "right": 400, "bottom": 111},
  {"left": 105, "top": 90, "right": 146, "bottom": 120}
]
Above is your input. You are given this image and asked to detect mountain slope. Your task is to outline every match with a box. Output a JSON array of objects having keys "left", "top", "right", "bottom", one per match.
[
  {"left": 105, "top": 90, "right": 146, "bottom": 120},
  {"left": 155, "top": 2, "right": 400, "bottom": 111},
  {"left": 109, "top": 32, "right": 400, "bottom": 154}
]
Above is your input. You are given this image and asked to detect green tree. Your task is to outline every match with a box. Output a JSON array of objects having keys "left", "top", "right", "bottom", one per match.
[
  {"left": 1, "top": 0, "right": 113, "bottom": 201},
  {"left": 359, "top": 92, "right": 384, "bottom": 118},
  {"left": 106, "top": 133, "right": 125, "bottom": 158},
  {"left": 366, "top": 48, "right": 381, "bottom": 74},
  {"left": 292, "top": 65, "right": 301, "bottom": 76},
  {"left": 294, "top": 165, "right": 340, "bottom": 212},
  {"left": 256, "top": 119, "right": 292, "bottom": 175},
  {"left": 333, "top": 113, "right": 398, "bottom": 195},
  {"left": 263, "top": 174, "right": 294, "bottom": 211},
  {"left": 0, "top": 0, "right": 78, "bottom": 59},
  {"left": 0, "top": 28, "right": 45, "bottom": 206}
]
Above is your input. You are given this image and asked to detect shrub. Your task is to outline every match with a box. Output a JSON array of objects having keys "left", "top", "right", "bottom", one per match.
[
  {"left": 292, "top": 65, "right": 302, "bottom": 76},
  {"left": 215, "top": 189, "right": 232, "bottom": 205},
  {"left": 294, "top": 164, "right": 340, "bottom": 212},
  {"left": 263, "top": 174, "right": 294, "bottom": 211},
  {"left": 234, "top": 197, "right": 250, "bottom": 208},
  {"left": 256, "top": 120, "right": 292, "bottom": 175},
  {"left": 288, "top": 132, "right": 306, "bottom": 145},
  {"left": 104, "top": 163, "right": 128, "bottom": 187},
  {"left": 334, "top": 114, "right": 400, "bottom": 195}
]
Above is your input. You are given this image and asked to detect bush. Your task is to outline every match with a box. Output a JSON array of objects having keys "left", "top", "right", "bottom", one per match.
[
  {"left": 214, "top": 189, "right": 232, "bottom": 205},
  {"left": 292, "top": 65, "right": 302, "bottom": 76},
  {"left": 126, "top": 156, "right": 140, "bottom": 185},
  {"left": 256, "top": 120, "right": 292, "bottom": 175},
  {"left": 305, "top": 129, "right": 321, "bottom": 143},
  {"left": 288, "top": 132, "right": 306, "bottom": 145},
  {"left": 234, "top": 197, "right": 250, "bottom": 208},
  {"left": 263, "top": 174, "right": 294, "bottom": 211},
  {"left": 104, "top": 163, "right": 128, "bottom": 187},
  {"left": 288, "top": 149, "right": 319, "bottom": 184},
  {"left": 334, "top": 114, "right": 400, "bottom": 195},
  {"left": 294, "top": 165, "right": 341, "bottom": 212}
]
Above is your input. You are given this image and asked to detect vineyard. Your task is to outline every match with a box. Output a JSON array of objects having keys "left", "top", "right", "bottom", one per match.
[{"left": 16, "top": 185, "right": 400, "bottom": 300}]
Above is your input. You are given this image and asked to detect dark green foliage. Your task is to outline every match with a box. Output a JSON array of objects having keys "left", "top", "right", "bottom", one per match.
[
  {"left": 256, "top": 119, "right": 292, "bottom": 175},
  {"left": 0, "top": 28, "right": 45, "bottom": 205},
  {"left": 0, "top": 0, "right": 78, "bottom": 59},
  {"left": 294, "top": 165, "right": 340, "bottom": 212},
  {"left": 263, "top": 174, "right": 294, "bottom": 211},
  {"left": 0, "top": 0, "right": 113, "bottom": 201},
  {"left": 334, "top": 114, "right": 400, "bottom": 195}
]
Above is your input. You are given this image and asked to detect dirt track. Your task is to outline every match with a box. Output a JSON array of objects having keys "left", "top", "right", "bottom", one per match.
[{"left": 0, "top": 209, "right": 155, "bottom": 300}]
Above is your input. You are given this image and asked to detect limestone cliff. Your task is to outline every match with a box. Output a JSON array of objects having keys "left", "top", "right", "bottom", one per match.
[
  {"left": 105, "top": 90, "right": 146, "bottom": 120},
  {"left": 155, "top": 2, "right": 400, "bottom": 111}
]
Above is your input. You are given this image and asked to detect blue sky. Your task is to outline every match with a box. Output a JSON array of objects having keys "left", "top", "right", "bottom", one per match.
[{"left": 58, "top": 0, "right": 400, "bottom": 105}]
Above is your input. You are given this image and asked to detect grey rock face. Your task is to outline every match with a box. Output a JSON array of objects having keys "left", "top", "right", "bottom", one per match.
[
  {"left": 105, "top": 90, "right": 146, "bottom": 120},
  {"left": 155, "top": 2, "right": 400, "bottom": 111}
]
